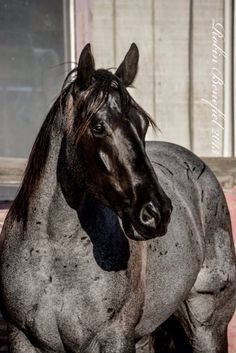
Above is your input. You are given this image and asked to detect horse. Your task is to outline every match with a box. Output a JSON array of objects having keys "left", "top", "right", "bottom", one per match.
[{"left": 0, "top": 43, "right": 236, "bottom": 353}]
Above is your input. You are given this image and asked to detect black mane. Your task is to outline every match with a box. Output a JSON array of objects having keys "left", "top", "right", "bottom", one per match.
[{"left": 8, "top": 67, "right": 155, "bottom": 226}]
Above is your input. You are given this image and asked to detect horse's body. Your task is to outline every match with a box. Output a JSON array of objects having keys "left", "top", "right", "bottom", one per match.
[{"left": 0, "top": 44, "right": 236, "bottom": 353}]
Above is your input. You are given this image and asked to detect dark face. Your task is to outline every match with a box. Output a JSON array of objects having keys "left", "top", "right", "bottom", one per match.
[{"left": 67, "top": 43, "right": 172, "bottom": 240}]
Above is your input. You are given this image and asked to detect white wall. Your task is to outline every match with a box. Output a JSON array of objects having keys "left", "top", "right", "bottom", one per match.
[{"left": 76, "top": 0, "right": 233, "bottom": 157}]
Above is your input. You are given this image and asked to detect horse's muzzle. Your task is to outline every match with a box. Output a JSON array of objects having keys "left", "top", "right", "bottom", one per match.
[
  {"left": 121, "top": 200, "right": 172, "bottom": 241},
  {"left": 138, "top": 198, "right": 172, "bottom": 237},
  {"left": 139, "top": 202, "right": 161, "bottom": 228}
]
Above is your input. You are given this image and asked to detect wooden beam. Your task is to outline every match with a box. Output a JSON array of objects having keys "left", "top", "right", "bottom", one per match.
[
  {"left": 203, "top": 157, "right": 236, "bottom": 190},
  {"left": 0, "top": 158, "right": 26, "bottom": 184},
  {"left": 0, "top": 157, "right": 235, "bottom": 190}
]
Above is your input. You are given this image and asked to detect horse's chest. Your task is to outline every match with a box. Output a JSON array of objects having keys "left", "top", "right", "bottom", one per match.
[
  {"left": 54, "top": 248, "right": 144, "bottom": 327},
  {"left": 135, "top": 228, "right": 203, "bottom": 337},
  {"left": 28, "top": 272, "right": 142, "bottom": 352},
  {"left": 2, "top": 235, "right": 144, "bottom": 351},
  {"left": 0, "top": 235, "right": 53, "bottom": 324}
]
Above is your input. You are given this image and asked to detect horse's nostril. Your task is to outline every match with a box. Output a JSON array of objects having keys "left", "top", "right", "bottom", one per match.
[{"left": 140, "top": 202, "right": 161, "bottom": 226}]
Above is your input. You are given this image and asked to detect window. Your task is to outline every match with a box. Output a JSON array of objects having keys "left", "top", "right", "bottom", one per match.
[{"left": 0, "top": 0, "right": 75, "bottom": 158}]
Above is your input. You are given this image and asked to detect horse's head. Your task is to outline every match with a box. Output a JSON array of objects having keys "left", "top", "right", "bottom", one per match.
[{"left": 63, "top": 43, "right": 172, "bottom": 240}]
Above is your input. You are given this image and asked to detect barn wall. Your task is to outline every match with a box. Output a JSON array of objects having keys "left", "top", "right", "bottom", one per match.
[
  {"left": 191, "top": 0, "right": 225, "bottom": 156},
  {"left": 75, "top": 0, "right": 227, "bottom": 157}
]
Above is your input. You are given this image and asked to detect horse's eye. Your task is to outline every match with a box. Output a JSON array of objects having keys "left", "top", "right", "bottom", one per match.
[{"left": 91, "top": 121, "right": 105, "bottom": 136}]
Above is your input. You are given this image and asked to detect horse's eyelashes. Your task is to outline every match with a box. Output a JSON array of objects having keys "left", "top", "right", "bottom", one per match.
[{"left": 91, "top": 121, "right": 106, "bottom": 136}]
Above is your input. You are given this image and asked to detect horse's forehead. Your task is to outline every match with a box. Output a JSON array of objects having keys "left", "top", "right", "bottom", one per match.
[
  {"left": 108, "top": 92, "right": 123, "bottom": 112},
  {"left": 97, "top": 91, "right": 123, "bottom": 117}
]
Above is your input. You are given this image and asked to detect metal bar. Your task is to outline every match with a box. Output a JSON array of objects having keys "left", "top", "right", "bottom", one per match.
[
  {"left": 63, "top": 0, "right": 76, "bottom": 71},
  {"left": 63, "top": 0, "right": 69, "bottom": 66},
  {"left": 112, "top": 0, "right": 117, "bottom": 67},
  {"left": 234, "top": 0, "right": 236, "bottom": 156},
  {"left": 69, "top": 0, "right": 76, "bottom": 67},
  {"left": 188, "top": 0, "right": 194, "bottom": 151}
]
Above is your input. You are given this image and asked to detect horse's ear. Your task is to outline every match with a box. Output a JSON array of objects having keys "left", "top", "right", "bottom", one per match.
[
  {"left": 76, "top": 43, "right": 95, "bottom": 90},
  {"left": 115, "top": 43, "right": 139, "bottom": 87}
]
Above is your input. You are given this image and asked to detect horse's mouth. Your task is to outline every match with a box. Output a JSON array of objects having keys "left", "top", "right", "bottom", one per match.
[{"left": 120, "top": 214, "right": 169, "bottom": 241}]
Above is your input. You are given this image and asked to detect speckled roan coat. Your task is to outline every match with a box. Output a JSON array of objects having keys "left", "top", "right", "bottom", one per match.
[{"left": 0, "top": 44, "right": 236, "bottom": 353}]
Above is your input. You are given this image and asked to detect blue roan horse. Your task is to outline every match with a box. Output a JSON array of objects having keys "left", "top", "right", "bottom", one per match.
[{"left": 0, "top": 43, "right": 236, "bottom": 353}]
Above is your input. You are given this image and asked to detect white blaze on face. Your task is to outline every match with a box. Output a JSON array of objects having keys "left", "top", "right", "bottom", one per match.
[{"left": 98, "top": 150, "right": 113, "bottom": 174}]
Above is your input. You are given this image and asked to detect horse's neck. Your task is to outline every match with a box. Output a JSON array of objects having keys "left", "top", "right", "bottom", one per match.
[
  {"left": 24, "top": 128, "right": 145, "bottom": 273},
  {"left": 26, "top": 128, "right": 77, "bottom": 235}
]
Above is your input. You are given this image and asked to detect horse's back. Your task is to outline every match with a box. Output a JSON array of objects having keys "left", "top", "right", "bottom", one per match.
[
  {"left": 147, "top": 140, "right": 236, "bottom": 288},
  {"left": 143, "top": 141, "right": 236, "bottom": 351},
  {"left": 146, "top": 140, "right": 231, "bottom": 234}
]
